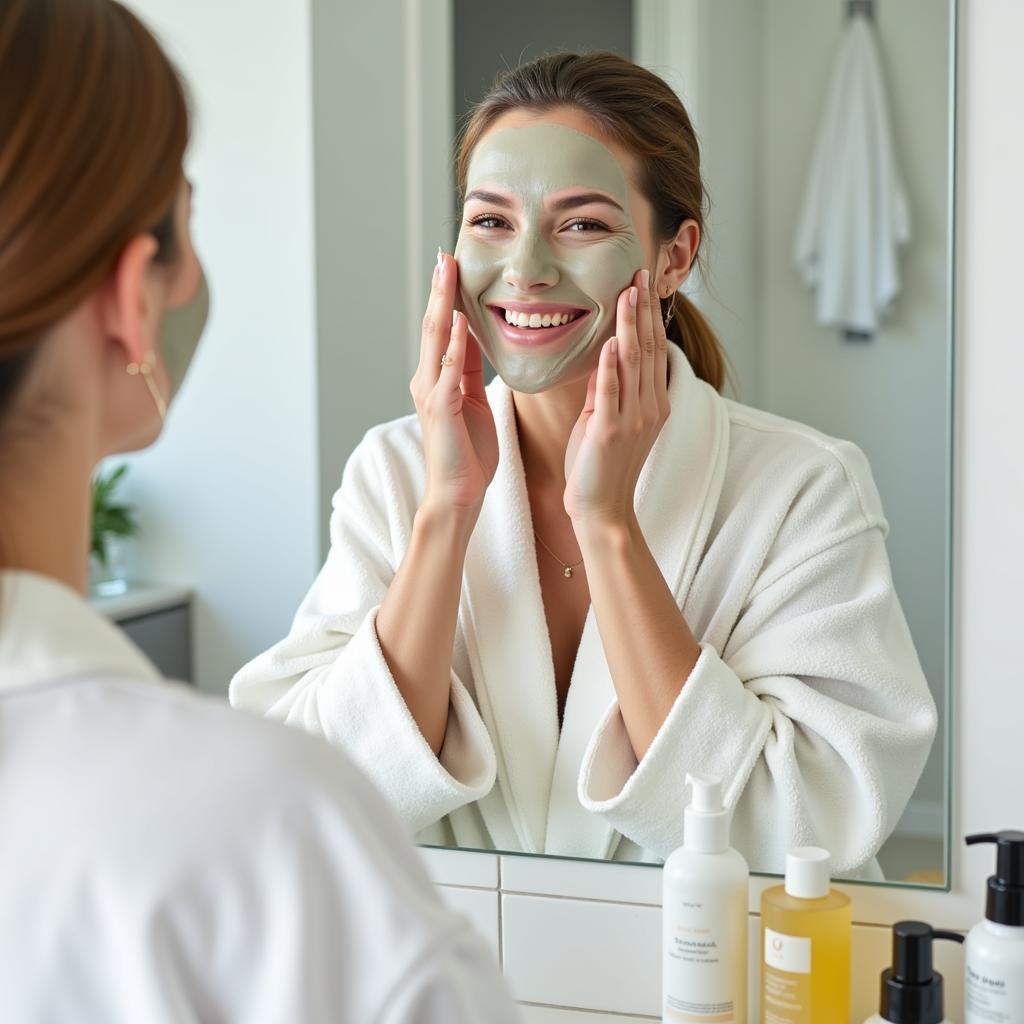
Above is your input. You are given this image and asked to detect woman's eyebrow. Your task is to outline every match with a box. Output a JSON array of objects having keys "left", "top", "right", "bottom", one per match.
[
  {"left": 464, "top": 189, "right": 515, "bottom": 207},
  {"left": 548, "top": 191, "right": 624, "bottom": 214}
]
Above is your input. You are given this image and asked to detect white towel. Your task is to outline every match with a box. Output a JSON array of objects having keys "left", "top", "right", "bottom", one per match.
[{"left": 794, "top": 13, "right": 911, "bottom": 334}]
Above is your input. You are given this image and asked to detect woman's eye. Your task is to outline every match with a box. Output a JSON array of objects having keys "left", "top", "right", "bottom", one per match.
[
  {"left": 565, "top": 219, "right": 607, "bottom": 233},
  {"left": 469, "top": 215, "right": 510, "bottom": 230}
]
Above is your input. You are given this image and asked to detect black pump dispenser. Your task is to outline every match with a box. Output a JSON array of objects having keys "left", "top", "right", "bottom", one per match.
[
  {"left": 878, "top": 921, "right": 964, "bottom": 1024},
  {"left": 966, "top": 830, "right": 1024, "bottom": 926}
]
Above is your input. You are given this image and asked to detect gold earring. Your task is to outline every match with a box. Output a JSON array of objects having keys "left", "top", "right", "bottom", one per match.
[
  {"left": 662, "top": 292, "right": 677, "bottom": 329},
  {"left": 126, "top": 351, "right": 167, "bottom": 421}
]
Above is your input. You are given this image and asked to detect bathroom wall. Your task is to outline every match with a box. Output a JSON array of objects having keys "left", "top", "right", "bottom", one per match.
[
  {"left": 121, "top": 0, "right": 321, "bottom": 693},
  {"left": 676, "top": 0, "right": 764, "bottom": 408},
  {"left": 311, "top": 0, "right": 414, "bottom": 557}
]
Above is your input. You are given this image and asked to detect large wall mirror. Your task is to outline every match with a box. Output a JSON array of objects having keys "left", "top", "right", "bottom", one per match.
[
  {"left": 395, "top": 0, "right": 955, "bottom": 888},
  {"left": 126, "top": 0, "right": 955, "bottom": 895}
]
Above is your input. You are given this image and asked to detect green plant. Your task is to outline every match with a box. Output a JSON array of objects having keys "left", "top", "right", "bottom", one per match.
[{"left": 91, "top": 464, "right": 139, "bottom": 566}]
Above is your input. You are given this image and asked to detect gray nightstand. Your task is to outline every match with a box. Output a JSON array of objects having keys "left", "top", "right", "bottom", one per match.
[{"left": 90, "top": 584, "right": 194, "bottom": 684}]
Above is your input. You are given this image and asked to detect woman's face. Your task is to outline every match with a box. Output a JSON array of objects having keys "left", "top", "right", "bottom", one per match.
[{"left": 455, "top": 108, "right": 658, "bottom": 394}]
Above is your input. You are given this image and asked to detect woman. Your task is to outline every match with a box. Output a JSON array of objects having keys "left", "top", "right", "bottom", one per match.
[
  {"left": 0, "top": 2, "right": 518, "bottom": 1020},
  {"left": 232, "top": 52, "right": 937, "bottom": 874}
]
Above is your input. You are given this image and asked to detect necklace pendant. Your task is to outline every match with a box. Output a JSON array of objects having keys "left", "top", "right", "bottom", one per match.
[{"left": 564, "top": 567, "right": 573, "bottom": 579}]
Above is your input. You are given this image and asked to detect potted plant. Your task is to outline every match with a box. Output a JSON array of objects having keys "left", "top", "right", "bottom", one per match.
[{"left": 90, "top": 464, "right": 139, "bottom": 596}]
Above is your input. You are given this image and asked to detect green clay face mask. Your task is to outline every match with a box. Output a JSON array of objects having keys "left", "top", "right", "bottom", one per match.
[
  {"left": 455, "top": 123, "right": 645, "bottom": 394},
  {"left": 160, "top": 271, "right": 210, "bottom": 400},
  {"left": 133, "top": 271, "right": 211, "bottom": 421}
]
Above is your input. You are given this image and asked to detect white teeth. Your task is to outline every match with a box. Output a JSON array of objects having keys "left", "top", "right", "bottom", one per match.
[{"left": 503, "top": 309, "right": 580, "bottom": 328}]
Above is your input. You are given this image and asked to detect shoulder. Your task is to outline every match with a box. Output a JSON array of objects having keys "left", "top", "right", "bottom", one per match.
[
  {"left": 333, "top": 412, "right": 425, "bottom": 507},
  {"left": 2, "top": 676, "right": 458, "bottom": 1012},
  {"left": 721, "top": 398, "right": 885, "bottom": 532},
  {"left": 10, "top": 676, "right": 400, "bottom": 869},
  {"left": 358, "top": 410, "right": 423, "bottom": 463}
]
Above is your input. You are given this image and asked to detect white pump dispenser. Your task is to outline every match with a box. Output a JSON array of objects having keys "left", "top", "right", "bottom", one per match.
[{"left": 662, "top": 773, "right": 749, "bottom": 1023}]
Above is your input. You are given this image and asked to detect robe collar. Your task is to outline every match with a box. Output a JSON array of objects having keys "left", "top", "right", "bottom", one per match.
[{"left": 0, "top": 570, "right": 159, "bottom": 694}]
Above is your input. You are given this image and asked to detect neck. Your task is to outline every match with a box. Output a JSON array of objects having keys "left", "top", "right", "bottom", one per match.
[
  {"left": 513, "top": 375, "right": 589, "bottom": 488},
  {"left": 0, "top": 421, "right": 97, "bottom": 595}
]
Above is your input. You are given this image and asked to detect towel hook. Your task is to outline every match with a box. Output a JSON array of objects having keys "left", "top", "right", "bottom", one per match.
[{"left": 847, "top": 0, "right": 874, "bottom": 18}]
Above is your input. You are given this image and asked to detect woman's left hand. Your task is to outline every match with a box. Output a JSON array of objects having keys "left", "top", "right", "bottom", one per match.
[{"left": 564, "top": 268, "right": 670, "bottom": 527}]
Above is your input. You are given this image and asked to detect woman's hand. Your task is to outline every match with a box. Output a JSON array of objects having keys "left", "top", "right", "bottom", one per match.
[
  {"left": 563, "top": 268, "right": 670, "bottom": 527},
  {"left": 410, "top": 251, "right": 498, "bottom": 514}
]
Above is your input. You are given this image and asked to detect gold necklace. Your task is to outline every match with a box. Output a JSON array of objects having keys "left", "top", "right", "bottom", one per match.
[{"left": 533, "top": 530, "right": 585, "bottom": 579}]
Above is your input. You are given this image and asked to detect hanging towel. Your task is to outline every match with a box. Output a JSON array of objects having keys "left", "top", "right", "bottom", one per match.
[{"left": 794, "top": 13, "right": 911, "bottom": 334}]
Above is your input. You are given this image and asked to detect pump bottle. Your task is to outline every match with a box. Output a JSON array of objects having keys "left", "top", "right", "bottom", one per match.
[
  {"left": 965, "top": 830, "right": 1024, "bottom": 1023},
  {"left": 662, "top": 772, "right": 749, "bottom": 1023},
  {"left": 863, "top": 920, "right": 963, "bottom": 1024}
]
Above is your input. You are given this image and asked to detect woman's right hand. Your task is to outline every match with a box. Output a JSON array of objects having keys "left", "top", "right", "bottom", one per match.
[{"left": 410, "top": 251, "right": 499, "bottom": 514}]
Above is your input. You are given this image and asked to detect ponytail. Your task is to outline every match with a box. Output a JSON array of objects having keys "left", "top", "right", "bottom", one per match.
[{"left": 663, "top": 292, "right": 729, "bottom": 393}]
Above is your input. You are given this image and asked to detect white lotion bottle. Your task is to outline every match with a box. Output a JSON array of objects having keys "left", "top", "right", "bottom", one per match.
[
  {"left": 965, "top": 831, "right": 1024, "bottom": 1024},
  {"left": 662, "top": 772, "right": 749, "bottom": 1023}
]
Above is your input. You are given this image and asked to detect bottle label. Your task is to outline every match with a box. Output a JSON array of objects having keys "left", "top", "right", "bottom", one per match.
[
  {"left": 764, "top": 928, "right": 811, "bottom": 974},
  {"left": 763, "top": 929, "right": 812, "bottom": 1024},
  {"left": 663, "top": 892, "right": 744, "bottom": 1021},
  {"left": 966, "top": 962, "right": 1024, "bottom": 1022}
]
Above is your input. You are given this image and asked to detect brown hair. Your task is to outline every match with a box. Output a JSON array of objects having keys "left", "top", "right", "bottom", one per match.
[
  {"left": 456, "top": 51, "right": 728, "bottom": 393},
  {"left": 0, "top": 0, "right": 190, "bottom": 413}
]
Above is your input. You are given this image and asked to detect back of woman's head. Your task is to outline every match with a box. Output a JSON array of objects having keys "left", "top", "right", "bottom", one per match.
[
  {"left": 0, "top": 0, "right": 189, "bottom": 414},
  {"left": 456, "top": 50, "right": 727, "bottom": 393}
]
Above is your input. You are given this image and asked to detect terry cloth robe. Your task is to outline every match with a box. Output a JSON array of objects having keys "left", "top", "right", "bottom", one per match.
[
  {"left": 793, "top": 12, "right": 911, "bottom": 334},
  {"left": 0, "top": 570, "right": 518, "bottom": 1024},
  {"left": 230, "top": 345, "right": 937, "bottom": 876}
]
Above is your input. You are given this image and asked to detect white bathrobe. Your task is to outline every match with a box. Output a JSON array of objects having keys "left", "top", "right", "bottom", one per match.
[
  {"left": 231, "top": 346, "right": 937, "bottom": 876},
  {"left": 0, "top": 570, "right": 518, "bottom": 1024}
]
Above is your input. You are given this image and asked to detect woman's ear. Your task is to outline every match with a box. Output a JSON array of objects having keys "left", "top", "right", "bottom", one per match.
[
  {"left": 98, "top": 233, "right": 161, "bottom": 367},
  {"left": 654, "top": 218, "right": 700, "bottom": 298}
]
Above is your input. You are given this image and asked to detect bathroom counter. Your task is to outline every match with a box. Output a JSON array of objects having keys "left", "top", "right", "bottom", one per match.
[
  {"left": 89, "top": 581, "right": 193, "bottom": 622},
  {"left": 89, "top": 582, "right": 194, "bottom": 683}
]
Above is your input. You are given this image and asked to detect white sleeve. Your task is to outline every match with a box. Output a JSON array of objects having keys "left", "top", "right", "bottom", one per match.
[
  {"left": 578, "top": 525, "right": 938, "bottom": 875},
  {"left": 229, "top": 431, "right": 496, "bottom": 833},
  {"left": 187, "top": 729, "right": 519, "bottom": 1024},
  {"left": 377, "top": 930, "right": 521, "bottom": 1024}
]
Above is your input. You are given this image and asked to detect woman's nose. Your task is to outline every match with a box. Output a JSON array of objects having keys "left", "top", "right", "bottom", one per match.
[{"left": 503, "top": 229, "right": 559, "bottom": 291}]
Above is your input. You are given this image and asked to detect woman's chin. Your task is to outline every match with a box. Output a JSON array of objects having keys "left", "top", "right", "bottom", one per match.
[{"left": 491, "top": 355, "right": 594, "bottom": 397}]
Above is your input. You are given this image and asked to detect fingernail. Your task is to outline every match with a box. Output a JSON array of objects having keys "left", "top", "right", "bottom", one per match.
[
  {"left": 641, "top": 269, "right": 650, "bottom": 290},
  {"left": 452, "top": 310, "right": 459, "bottom": 326},
  {"left": 437, "top": 248, "right": 445, "bottom": 273},
  {"left": 629, "top": 286, "right": 638, "bottom": 309},
  {"left": 610, "top": 338, "right": 618, "bottom": 355}
]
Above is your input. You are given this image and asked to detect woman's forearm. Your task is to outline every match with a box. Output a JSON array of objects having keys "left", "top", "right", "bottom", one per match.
[
  {"left": 576, "top": 515, "right": 702, "bottom": 761},
  {"left": 375, "top": 501, "right": 476, "bottom": 756}
]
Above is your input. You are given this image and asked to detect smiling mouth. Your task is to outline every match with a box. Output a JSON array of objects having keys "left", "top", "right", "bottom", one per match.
[{"left": 486, "top": 303, "right": 591, "bottom": 344}]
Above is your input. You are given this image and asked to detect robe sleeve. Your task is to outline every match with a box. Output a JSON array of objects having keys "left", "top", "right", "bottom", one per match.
[
  {"left": 178, "top": 725, "right": 519, "bottom": 1024},
  {"left": 578, "top": 508, "right": 938, "bottom": 875},
  {"left": 229, "top": 430, "right": 496, "bottom": 834},
  {"left": 376, "top": 930, "right": 522, "bottom": 1024}
]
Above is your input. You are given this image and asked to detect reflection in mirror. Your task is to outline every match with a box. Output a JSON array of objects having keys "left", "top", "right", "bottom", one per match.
[{"left": 230, "top": 0, "right": 954, "bottom": 888}]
